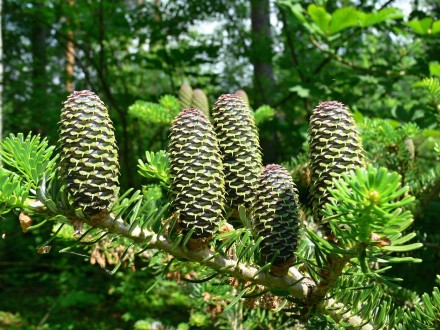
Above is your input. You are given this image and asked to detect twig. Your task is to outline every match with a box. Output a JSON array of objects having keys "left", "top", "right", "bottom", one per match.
[
  {"left": 310, "top": 37, "right": 405, "bottom": 77},
  {"left": 88, "top": 213, "right": 314, "bottom": 300},
  {"left": 23, "top": 200, "right": 374, "bottom": 328},
  {"left": 319, "top": 298, "right": 374, "bottom": 330}
]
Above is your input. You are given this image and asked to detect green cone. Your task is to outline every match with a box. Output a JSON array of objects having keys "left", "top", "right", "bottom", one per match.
[
  {"left": 253, "top": 164, "right": 300, "bottom": 276},
  {"left": 191, "top": 88, "right": 210, "bottom": 118},
  {"left": 212, "top": 94, "right": 262, "bottom": 210},
  {"left": 309, "top": 101, "right": 364, "bottom": 223},
  {"left": 178, "top": 83, "right": 193, "bottom": 109},
  {"left": 59, "top": 90, "right": 119, "bottom": 217},
  {"left": 169, "top": 108, "right": 225, "bottom": 243}
]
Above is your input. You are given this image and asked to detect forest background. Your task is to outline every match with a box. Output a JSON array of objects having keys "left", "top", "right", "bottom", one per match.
[{"left": 0, "top": 0, "right": 439, "bottom": 329}]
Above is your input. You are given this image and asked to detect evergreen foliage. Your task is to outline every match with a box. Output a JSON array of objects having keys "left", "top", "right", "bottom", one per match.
[{"left": 128, "top": 95, "right": 181, "bottom": 126}]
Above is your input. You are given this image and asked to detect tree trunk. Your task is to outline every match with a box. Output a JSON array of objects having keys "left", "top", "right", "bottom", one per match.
[
  {"left": 66, "top": 0, "right": 75, "bottom": 92},
  {"left": 30, "top": 1, "right": 48, "bottom": 134},
  {"left": 250, "top": 0, "right": 275, "bottom": 106}
]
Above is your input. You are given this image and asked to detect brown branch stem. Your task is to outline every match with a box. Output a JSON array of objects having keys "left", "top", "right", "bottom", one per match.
[{"left": 24, "top": 199, "right": 373, "bottom": 329}]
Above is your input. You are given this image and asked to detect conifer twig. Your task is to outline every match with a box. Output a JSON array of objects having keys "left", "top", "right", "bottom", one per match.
[
  {"left": 24, "top": 200, "right": 374, "bottom": 328},
  {"left": 81, "top": 212, "right": 375, "bottom": 327}
]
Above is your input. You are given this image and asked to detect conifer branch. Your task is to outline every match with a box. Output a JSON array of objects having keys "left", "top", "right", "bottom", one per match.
[
  {"left": 88, "top": 211, "right": 314, "bottom": 299},
  {"left": 26, "top": 199, "right": 374, "bottom": 328},
  {"left": 318, "top": 299, "right": 374, "bottom": 330}
]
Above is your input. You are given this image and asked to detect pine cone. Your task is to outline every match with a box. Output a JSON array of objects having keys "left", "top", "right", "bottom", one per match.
[
  {"left": 168, "top": 108, "right": 225, "bottom": 245},
  {"left": 178, "top": 83, "right": 193, "bottom": 109},
  {"left": 59, "top": 90, "right": 119, "bottom": 217},
  {"left": 212, "top": 94, "right": 262, "bottom": 210},
  {"left": 191, "top": 88, "right": 210, "bottom": 118},
  {"left": 234, "top": 89, "right": 250, "bottom": 106},
  {"left": 253, "top": 164, "right": 300, "bottom": 276},
  {"left": 309, "top": 101, "right": 364, "bottom": 223}
]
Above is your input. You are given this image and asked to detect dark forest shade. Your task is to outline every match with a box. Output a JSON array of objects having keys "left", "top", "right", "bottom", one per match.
[
  {"left": 253, "top": 164, "right": 300, "bottom": 276},
  {"left": 211, "top": 94, "right": 262, "bottom": 211},
  {"left": 309, "top": 101, "right": 364, "bottom": 223},
  {"left": 59, "top": 90, "right": 120, "bottom": 216},
  {"left": 168, "top": 108, "right": 225, "bottom": 244}
]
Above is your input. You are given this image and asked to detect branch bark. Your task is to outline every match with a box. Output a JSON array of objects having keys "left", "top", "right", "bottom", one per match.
[{"left": 25, "top": 199, "right": 373, "bottom": 329}]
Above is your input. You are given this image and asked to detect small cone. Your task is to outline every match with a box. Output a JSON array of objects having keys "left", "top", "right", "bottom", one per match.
[
  {"left": 178, "top": 83, "right": 193, "bottom": 109},
  {"left": 235, "top": 89, "right": 249, "bottom": 106},
  {"left": 191, "top": 88, "right": 210, "bottom": 118}
]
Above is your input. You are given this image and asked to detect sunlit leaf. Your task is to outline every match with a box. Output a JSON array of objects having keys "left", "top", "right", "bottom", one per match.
[
  {"left": 432, "top": 21, "right": 440, "bottom": 34},
  {"left": 358, "top": 8, "right": 403, "bottom": 28},
  {"left": 407, "top": 17, "right": 433, "bottom": 35},
  {"left": 289, "top": 85, "right": 310, "bottom": 98},
  {"left": 329, "top": 7, "right": 358, "bottom": 35},
  {"left": 429, "top": 62, "right": 440, "bottom": 77},
  {"left": 308, "top": 5, "right": 331, "bottom": 35}
]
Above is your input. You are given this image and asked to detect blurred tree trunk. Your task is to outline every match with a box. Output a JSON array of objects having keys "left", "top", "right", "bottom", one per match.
[
  {"left": 30, "top": 1, "right": 48, "bottom": 134},
  {"left": 95, "top": 0, "right": 133, "bottom": 188},
  {"left": 250, "top": 0, "right": 280, "bottom": 163},
  {"left": 66, "top": 0, "right": 75, "bottom": 92},
  {"left": 250, "top": 0, "right": 275, "bottom": 106}
]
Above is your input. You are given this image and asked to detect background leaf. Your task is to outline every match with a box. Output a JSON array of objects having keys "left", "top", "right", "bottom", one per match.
[
  {"left": 329, "top": 7, "right": 358, "bottom": 35},
  {"left": 308, "top": 4, "right": 331, "bottom": 35}
]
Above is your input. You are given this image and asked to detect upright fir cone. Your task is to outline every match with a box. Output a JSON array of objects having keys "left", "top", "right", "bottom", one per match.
[
  {"left": 253, "top": 164, "right": 300, "bottom": 277},
  {"left": 191, "top": 88, "right": 210, "bottom": 118},
  {"left": 234, "top": 89, "right": 250, "bottom": 106},
  {"left": 309, "top": 101, "right": 364, "bottom": 225},
  {"left": 212, "top": 94, "right": 262, "bottom": 211},
  {"left": 168, "top": 108, "right": 225, "bottom": 249},
  {"left": 59, "top": 90, "right": 120, "bottom": 218},
  {"left": 178, "top": 83, "right": 193, "bottom": 109}
]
